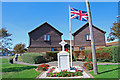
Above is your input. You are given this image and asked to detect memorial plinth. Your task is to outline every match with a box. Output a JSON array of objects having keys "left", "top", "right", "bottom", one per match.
[{"left": 58, "top": 40, "right": 70, "bottom": 70}]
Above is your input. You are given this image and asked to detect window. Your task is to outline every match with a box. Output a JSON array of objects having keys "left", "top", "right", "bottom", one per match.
[
  {"left": 79, "top": 47, "right": 85, "bottom": 50},
  {"left": 86, "top": 34, "right": 91, "bottom": 41},
  {"left": 44, "top": 35, "right": 50, "bottom": 41}
]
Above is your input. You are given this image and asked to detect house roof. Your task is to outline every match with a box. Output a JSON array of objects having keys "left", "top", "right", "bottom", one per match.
[
  {"left": 72, "top": 22, "right": 106, "bottom": 36},
  {"left": 28, "top": 22, "right": 63, "bottom": 35}
]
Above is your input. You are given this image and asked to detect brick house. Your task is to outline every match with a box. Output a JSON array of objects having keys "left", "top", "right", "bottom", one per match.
[
  {"left": 28, "top": 22, "right": 63, "bottom": 52},
  {"left": 28, "top": 22, "right": 106, "bottom": 52},
  {"left": 72, "top": 22, "right": 106, "bottom": 51}
]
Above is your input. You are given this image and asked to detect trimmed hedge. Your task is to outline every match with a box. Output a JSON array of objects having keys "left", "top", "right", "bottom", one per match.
[
  {"left": 84, "top": 45, "right": 120, "bottom": 63},
  {"left": 111, "top": 45, "right": 120, "bottom": 63},
  {"left": 21, "top": 53, "right": 45, "bottom": 64}
]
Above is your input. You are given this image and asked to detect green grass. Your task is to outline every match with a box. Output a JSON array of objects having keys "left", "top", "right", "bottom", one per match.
[
  {"left": 89, "top": 65, "right": 119, "bottom": 78},
  {"left": 0, "top": 58, "right": 9, "bottom": 63},
  {"left": 1, "top": 58, "right": 41, "bottom": 78}
]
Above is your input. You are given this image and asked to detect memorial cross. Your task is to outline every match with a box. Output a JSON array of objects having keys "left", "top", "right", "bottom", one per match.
[{"left": 59, "top": 40, "right": 67, "bottom": 51}]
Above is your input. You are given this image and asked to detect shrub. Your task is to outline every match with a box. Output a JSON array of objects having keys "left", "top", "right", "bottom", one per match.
[
  {"left": 73, "top": 51, "right": 80, "bottom": 57},
  {"left": 83, "top": 62, "right": 93, "bottom": 70},
  {"left": 46, "top": 51, "right": 59, "bottom": 61},
  {"left": 21, "top": 53, "right": 45, "bottom": 64},
  {"left": 73, "top": 50, "right": 85, "bottom": 57},
  {"left": 73, "top": 50, "right": 85, "bottom": 61}
]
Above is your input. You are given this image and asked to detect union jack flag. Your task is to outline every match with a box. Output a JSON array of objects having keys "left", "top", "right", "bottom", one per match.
[{"left": 70, "top": 7, "right": 88, "bottom": 21}]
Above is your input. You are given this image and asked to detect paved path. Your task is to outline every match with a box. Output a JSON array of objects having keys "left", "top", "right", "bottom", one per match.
[{"left": 1, "top": 56, "right": 120, "bottom": 66}]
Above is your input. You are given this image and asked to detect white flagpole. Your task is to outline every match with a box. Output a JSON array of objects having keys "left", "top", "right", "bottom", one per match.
[
  {"left": 69, "top": 5, "right": 73, "bottom": 67},
  {"left": 86, "top": 0, "right": 98, "bottom": 75}
]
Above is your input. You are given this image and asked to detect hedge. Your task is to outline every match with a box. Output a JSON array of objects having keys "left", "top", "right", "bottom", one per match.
[
  {"left": 111, "top": 45, "right": 120, "bottom": 63},
  {"left": 21, "top": 53, "right": 45, "bottom": 64},
  {"left": 84, "top": 45, "right": 120, "bottom": 63}
]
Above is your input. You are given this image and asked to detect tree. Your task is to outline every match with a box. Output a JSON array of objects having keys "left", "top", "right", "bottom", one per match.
[
  {"left": 107, "top": 22, "right": 120, "bottom": 41},
  {"left": 0, "top": 28, "right": 12, "bottom": 52},
  {"left": 13, "top": 43, "right": 26, "bottom": 54}
]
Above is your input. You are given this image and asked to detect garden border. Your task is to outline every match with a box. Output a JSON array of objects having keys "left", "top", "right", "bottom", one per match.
[{"left": 36, "top": 66, "right": 92, "bottom": 79}]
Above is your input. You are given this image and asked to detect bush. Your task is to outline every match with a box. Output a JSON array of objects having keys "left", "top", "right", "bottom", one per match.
[
  {"left": 73, "top": 50, "right": 85, "bottom": 61},
  {"left": 83, "top": 62, "right": 93, "bottom": 70},
  {"left": 73, "top": 51, "right": 80, "bottom": 57},
  {"left": 21, "top": 53, "right": 45, "bottom": 64},
  {"left": 46, "top": 51, "right": 59, "bottom": 61}
]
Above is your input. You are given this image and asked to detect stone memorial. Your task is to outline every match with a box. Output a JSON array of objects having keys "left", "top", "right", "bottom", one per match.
[{"left": 58, "top": 40, "right": 70, "bottom": 70}]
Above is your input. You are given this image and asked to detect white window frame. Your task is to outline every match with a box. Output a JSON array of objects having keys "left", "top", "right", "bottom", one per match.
[
  {"left": 44, "top": 35, "right": 50, "bottom": 41},
  {"left": 86, "top": 34, "right": 91, "bottom": 41}
]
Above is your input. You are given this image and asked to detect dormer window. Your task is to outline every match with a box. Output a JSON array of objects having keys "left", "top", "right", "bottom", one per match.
[
  {"left": 44, "top": 35, "right": 50, "bottom": 41},
  {"left": 86, "top": 34, "right": 91, "bottom": 41}
]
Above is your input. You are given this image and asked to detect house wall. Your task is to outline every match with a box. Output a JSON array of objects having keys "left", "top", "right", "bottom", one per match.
[
  {"left": 28, "top": 47, "right": 61, "bottom": 52},
  {"left": 74, "top": 46, "right": 106, "bottom": 51},
  {"left": 73, "top": 24, "right": 106, "bottom": 51},
  {"left": 28, "top": 23, "right": 62, "bottom": 52}
]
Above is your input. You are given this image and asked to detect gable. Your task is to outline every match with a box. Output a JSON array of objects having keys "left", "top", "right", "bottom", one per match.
[
  {"left": 28, "top": 22, "right": 63, "bottom": 35},
  {"left": 72, "top": 22, "right": 106, "bottom": 36},
  {"left": 28, "top": 22, "right": 63, "bottom": 41}
]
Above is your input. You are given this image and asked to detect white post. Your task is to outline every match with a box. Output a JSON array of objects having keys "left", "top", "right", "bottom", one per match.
[
  {"left": 86, "top": 0, "right": 98, "bottom": 75},
  {"left": 69, "top": 5, "right": 73, "bottom": 67}
]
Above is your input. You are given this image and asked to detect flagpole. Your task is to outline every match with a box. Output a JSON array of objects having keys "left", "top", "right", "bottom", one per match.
[
  {"left": 86, "top": 0, "right": 98, "bottom": 75},
  {"left": 69, "top": 5, "right": 73, "bottom": 67}
]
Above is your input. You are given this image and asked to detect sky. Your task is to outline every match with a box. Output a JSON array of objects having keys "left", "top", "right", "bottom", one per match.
[{"left": 2, "top": 2, "right": 119, "bottom": 49}]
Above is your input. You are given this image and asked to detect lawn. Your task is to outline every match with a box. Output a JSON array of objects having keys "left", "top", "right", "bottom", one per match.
[
  {"left": 1, "top": 58, "right": 41, "bottom": 78},
  {"left": 1, "top": 58, "right": 119, "bottom": 79},
  {"left": 0, "top": 58, "right": 9, "bottom": 63},
  {"left": 89, "top": 65, "right": 120, "bottom": 78}
]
